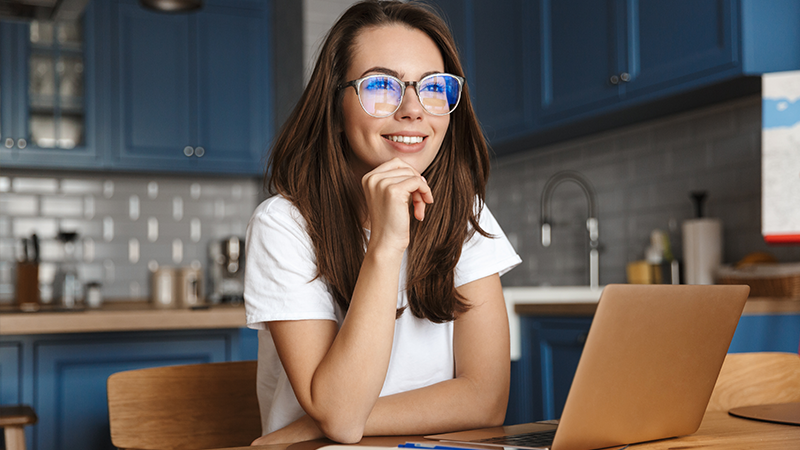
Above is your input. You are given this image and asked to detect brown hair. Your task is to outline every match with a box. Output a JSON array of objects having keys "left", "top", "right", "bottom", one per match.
[{"left": 266, "top": 0, "right": 490, "bottom": 323}]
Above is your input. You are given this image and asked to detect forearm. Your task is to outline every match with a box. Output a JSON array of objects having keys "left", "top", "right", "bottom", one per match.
[
  {"left": 363, "top": 368, "right": 510, "bottom": 436},
  {"left": 301, "top": 246, "right": 404, "bottom": 441}
]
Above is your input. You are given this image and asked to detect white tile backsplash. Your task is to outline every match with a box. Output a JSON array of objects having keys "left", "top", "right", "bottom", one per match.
[{"left": 0, "top": 172, "right": 260, "bottom": 302}]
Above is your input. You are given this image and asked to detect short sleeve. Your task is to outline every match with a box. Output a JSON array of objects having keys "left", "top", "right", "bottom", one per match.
[
  {"left": 454, "top": 202, "right": 522, "bottom": 287},
  {"left": 244, "top": 196, "right": 338, "bottom": 329}
]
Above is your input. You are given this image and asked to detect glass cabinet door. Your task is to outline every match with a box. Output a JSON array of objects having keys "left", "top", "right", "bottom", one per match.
[{"left": 28, "top": 19, "right": 85, "bottom": 149}]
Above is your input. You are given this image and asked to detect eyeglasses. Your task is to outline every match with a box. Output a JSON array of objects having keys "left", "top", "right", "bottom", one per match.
[{"left": 339, "top": 73, "right": 464, "bottom": 118}]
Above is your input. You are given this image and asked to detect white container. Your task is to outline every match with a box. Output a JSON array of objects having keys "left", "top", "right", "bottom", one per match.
[
  {"left": 682, "top": 218, "right": 723, "bottom": 285},
  {"left": 151, "top": 267, "right": 176, "bottom": 309}
]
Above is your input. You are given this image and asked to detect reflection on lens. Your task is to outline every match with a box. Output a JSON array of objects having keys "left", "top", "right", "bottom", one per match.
[
  {"left": 360, "top": 75, "right": 402, "bottom": 117},
  {"left": 419, "top": 74, "right": 460, "bottom": 115}
]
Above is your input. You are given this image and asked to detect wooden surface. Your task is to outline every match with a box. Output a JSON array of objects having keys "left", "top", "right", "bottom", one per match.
[
  {"left": 107, "top": 360, "right": 261, "bottom": 450},
  {"left": 201, "top": 411, "right": 800, "bottom": 450},
  {"left": 0, "top": 303, "right": 246, "bottom": 335},
  {"left": 0, "top": 405, "right": 37, "bottom": 427},
  {"left": 0, "top": 405, "right": 37, "bottom": 450},
  {"left": 515, "top": 297, "right": 800, "bottom": 316},
  {"left": 707, "top": 352, "right": 800, "bottom": 412}
]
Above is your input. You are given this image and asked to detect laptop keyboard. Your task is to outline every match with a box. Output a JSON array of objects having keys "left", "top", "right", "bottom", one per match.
[{"left": 475, "top": 429, "right": 557, "bottom": 447}]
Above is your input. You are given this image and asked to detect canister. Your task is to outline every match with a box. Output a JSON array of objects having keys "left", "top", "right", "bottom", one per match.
[{"left": 151, "top": 267, "right": 176, "bottom": 309}]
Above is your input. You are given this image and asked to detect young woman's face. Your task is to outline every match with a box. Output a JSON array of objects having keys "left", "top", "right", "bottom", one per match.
[{"left": 342, "top": 24, "right": 450, "bottom": 178}]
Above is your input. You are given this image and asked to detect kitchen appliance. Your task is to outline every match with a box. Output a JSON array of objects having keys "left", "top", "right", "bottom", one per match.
[
  {"left": 207, "top": 237, "right": 245, "bottom": 304},
  {"left": 53, "top": 230, "right": 82, "bottom": 308}
]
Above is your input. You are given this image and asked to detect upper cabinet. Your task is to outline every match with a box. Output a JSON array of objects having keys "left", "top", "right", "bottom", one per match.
[
  {"left": 539, "top": 0, "right": 738, "bottom": 124},
  {"left": 109, "top": 0, "right": 271, "bottom": 175},
  {"left": 0, "top": 1, "right": 103, "bottom": 168},
  {"left": 0, "top": 0, "right": 272, "bottom": 176},
  {"left": 434, "top": 0, "right": 800, "bottom": 156}
]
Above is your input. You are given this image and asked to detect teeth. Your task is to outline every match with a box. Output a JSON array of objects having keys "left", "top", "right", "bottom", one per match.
[{"left": 387, "top": 135, "right": 424, "bottom": 144}]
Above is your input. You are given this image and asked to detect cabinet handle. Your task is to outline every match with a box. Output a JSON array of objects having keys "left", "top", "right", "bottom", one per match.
[
  {"left": 17, "top": 138, "right": 27, "bottom": 149},
  {"left": 576, "top": 332, "right": 588, "bottom": 345},
  {"left": 620, "top": 72, "right": 631, "bottom": 82},
  {"left": 4, "top": 138, "right": 14, "bottom": 148},
  {"left": 609, "top": 75, "right": 620, "bottom": 85},
  {"left": 183, "top": 146, "right": 194, "bottom": 157},
  {"left": 194, "top": 146, "right": 205, "bottom": 158}
]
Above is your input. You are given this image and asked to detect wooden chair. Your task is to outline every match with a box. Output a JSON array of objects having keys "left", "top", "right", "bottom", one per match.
[
  {"left": 0, "top": 405, "right": 37, "bottom": 450},
  {"left": 107, "top": 360, "right": 262, "bottom": 450},
  {"left": 706, "top": 352, "right": 800, "bottom": 412}
]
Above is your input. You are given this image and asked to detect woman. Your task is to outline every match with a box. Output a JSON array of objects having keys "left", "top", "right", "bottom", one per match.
[{"left": 244, "top": 0, "right": 521, "bottom": 444}]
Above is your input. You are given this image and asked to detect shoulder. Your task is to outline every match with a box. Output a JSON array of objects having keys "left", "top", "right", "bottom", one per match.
[{"left": 247, "top": 195, "right": 312, "bottom": 250}]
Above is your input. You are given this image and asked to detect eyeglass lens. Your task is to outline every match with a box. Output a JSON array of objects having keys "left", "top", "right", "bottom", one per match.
[{"left": 358, "top": 74, "right": 461, "bottom": 117}]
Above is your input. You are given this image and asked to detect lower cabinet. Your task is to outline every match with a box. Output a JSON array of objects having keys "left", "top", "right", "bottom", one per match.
[
  {"left": 0, "top": 327, "right": 258, "bottom": 450},
  {"left": 506, "top": 316, "right": 592, "bottom": 425},
  {"left": 506, "top": 312, "right": 800, "bottom": 426}
]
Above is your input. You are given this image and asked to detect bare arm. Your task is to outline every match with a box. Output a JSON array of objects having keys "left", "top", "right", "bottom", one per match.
[
  {"left": 261, "top": 159, "right": 433, "bottom": 444},
  {"left": 253, "top": 273, "right": 510, "bottom": 444}
]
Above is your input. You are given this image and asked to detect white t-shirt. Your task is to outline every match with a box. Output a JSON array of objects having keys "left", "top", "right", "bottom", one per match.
[{"left": 244, "top": 195, "right": 521, "bottom": 435}]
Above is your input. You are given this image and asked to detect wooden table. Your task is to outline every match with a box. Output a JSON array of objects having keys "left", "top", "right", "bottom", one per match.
[{"left": 212, "top": 411, "right": 800, "bottom": 450}]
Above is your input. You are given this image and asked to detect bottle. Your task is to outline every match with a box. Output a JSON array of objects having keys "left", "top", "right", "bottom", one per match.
[{"left": 53, "top": 231, "right": 82, "bottom": 308}]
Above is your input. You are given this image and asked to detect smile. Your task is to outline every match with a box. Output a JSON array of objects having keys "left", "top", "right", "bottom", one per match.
[{"left": 385, "top": 135, "right": 425, "bottom": 144}]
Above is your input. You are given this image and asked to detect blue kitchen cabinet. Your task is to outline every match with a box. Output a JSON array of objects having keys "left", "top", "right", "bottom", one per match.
[
  {"left": 433, "top": 0, "right": 800, "bottom": 155},
  {"left": 0, "top": 342, "right": 22, "bottom": 405},
  {"left": 109, "top": 0, "right": 271, "bottom": 175},
  {"left": 0, "top": 1, "right": 105, "bottom": 169},
  {"left": 0, "top": 327, "right": 258, "bottom": 450},
  {"left": 539, "top": 0, "right": 738, "bottom": 125},
  {"left": 728, "top": 313, "right": 800, "bottom": 353},
  {"left": 506, "top": 316, "right": 592, "bottom": 424}
]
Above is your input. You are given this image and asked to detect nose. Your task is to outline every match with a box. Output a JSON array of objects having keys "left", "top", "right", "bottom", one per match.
[{"left": 395, "top": 83, "right": 424, "bottom": 120}]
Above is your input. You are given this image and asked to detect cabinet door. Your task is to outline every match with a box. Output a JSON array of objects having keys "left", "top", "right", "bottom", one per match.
[
  {"left": 629, "top": 0, "right": 737, "bottom": 97},
  {"left": 0, "top": 342, "right": 22, "bottom": 405},
  {"left": 32, "top": 331, "right": 230, "bottom": 450},
  {"left": 112, "top": 0, "right": 193, "bottom": 168},
  {"left": 515, "top": 316, "right": 592, "bottom": 422},
  {"left": 0, "top": 2, "right": 103, "bottom": 169},
  {"left": 194, "top": 2, "right": 269, "bottom": 175},
  {"left": 538, "top": 0, "right": 625, "bottom": 124}
]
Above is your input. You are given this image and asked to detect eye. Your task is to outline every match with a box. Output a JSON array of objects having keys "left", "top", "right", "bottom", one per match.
[
  {"left": 421, "top": 80, "right": 447, "bottom": 93},
  {"left": 363, "top": 76, "right": 398, "bottom": 92}
]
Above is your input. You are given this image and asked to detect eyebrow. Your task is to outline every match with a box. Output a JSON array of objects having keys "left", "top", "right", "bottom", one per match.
[{"left": 359, "top": 66, "right": 443, "bottom": 79}]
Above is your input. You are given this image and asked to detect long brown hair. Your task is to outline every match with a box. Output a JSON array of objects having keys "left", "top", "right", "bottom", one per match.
[{"left": 266, "top": 0, "right": 490, "bottom": 323}]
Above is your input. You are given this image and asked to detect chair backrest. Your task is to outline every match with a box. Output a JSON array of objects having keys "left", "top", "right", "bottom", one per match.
[
  {"left": 107, "top": 360, "right": 261, "bottom": 450},
  {"left": 706, "top": 352, "right": 800, "bottom": 412}
]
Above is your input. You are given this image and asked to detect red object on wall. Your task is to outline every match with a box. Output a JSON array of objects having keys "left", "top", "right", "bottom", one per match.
[{"left": 764, "top": 234, "right": 800, "bottom": 244}]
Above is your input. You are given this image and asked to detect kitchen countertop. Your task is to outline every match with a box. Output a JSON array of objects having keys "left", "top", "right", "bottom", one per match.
[{"left": 0, "top": 301, "right": 246, "bottom": 335}]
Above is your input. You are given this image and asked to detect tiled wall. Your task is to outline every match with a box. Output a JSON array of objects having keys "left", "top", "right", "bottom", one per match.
[
  {"left": 0, "top": 171, "right": 260, "bottom": 303},
  {"left": 488, "top": 95, "right": 800, "bottom": 287}
]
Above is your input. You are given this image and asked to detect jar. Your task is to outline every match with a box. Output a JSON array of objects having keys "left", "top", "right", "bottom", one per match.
[{"left": 151, "top": 267, "right": 176, "bottom": 309}]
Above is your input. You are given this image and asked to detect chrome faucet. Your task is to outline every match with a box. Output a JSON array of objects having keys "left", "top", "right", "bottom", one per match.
[{"left": 540, "top": 170, "right": 600, "bottom": 289}]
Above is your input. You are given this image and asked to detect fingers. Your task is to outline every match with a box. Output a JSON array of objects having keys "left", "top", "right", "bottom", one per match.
[{"left": 362, "top": 159, "right": 433, "bottom": 222}]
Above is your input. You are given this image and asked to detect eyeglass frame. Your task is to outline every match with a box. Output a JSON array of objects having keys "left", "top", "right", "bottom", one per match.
[{"left": 338, "top": 72, "right": 465, "bottom": 118}]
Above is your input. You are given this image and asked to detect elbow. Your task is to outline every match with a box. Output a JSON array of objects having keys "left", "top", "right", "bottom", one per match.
[{"left": 317, "top": 418, "right": 365, "bottom": 444}]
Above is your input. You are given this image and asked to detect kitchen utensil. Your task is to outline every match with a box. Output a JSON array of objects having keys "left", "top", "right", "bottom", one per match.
[{"left": 176, "top": 266, "right": 202, "bottom": 308}]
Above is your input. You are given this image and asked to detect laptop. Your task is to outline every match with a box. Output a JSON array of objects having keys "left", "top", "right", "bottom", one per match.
[{"left": 426, "top": 284, "right": 750, "bottom": 450}]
